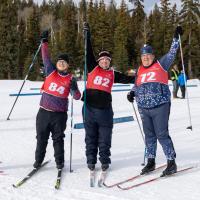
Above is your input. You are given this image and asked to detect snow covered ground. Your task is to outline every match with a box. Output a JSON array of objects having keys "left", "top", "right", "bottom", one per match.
[{"left": 0, "top": 79, "right": 200, "bottom": 200}]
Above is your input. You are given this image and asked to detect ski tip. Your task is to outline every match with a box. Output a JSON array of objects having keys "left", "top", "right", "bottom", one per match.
[
  {"left": 186, "top": 126, "right": 192, "bottom": 131},
  {"left": 102, "top": 182, "right": 107, "bottom": 187},
  {"left": 12, "top": 184, "right": 17, "bottom": 188},
  {"left": 55, "top": 185, "right": 60, "bottom": 190},
  {"left": 55, "top": 180, "right": 61, "bottom": 190}
]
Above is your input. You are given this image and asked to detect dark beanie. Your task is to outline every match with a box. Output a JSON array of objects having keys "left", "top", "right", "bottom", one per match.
[
  {"left": 57, "top": 53, "right": 69, "bottom": 63},
  {"left": 97, "top": 51, "right": 111, "bottom": 62}
]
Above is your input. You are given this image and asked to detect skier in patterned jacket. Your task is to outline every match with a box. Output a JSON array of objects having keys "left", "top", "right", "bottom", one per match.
[
  {"left": 83, "top": 23, "right": 135, "bottom": 172},
  {"left": 33, "top": 30, "right": 81, "bottom": 170},
  {"left": 127, "top": 26, "right": 183, "bottom": 176}
]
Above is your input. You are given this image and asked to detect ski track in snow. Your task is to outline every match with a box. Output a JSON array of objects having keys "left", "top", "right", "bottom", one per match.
[{"left": 0, "top": 80, "right": 200, "bottom": 200}]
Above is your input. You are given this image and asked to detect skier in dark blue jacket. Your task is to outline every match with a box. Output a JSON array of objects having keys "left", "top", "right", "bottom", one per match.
[{"left": 127, "top": 26, "right": 183, "bottom": 176}]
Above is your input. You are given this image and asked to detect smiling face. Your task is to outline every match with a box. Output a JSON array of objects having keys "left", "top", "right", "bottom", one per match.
[
  {"left": 141, "top": 54, "right": 155, "bottom": 67},
  {"left": 56, "top": 60, "right": 69, "bottom": 72},
  {"left": 98, "top": 57, "right": 111, "bottom": 69}
]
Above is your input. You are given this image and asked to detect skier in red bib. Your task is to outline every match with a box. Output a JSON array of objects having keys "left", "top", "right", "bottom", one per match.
[
  {"left": 127, "top": 26, "right": 183, "bottom": 176},
  {"left": 83, "top": 23, "right": 135, "bottom": 172},
  {"left": 33, "top": 30, "right": 81, "bottom": 170}
]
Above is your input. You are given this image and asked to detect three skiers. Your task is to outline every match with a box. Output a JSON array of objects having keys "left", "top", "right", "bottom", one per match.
[{"left": 29, "top": 23, "right": 183, "bottom": 181}]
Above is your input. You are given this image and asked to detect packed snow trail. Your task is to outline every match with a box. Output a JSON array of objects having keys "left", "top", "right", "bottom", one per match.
[{"left": 0, "top": 80, "right": 200, "bottom": 200}]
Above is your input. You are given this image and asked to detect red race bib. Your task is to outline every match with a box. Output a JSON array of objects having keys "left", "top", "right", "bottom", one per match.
[
  {"left": 136, "top": 62, "right": 168, "bottom": 86},
  {"left": 41, "top": 71, "right": 72, "bottom": 98},
  {"left": 86, "top": 66, "right": 114, "bottom": 93}
]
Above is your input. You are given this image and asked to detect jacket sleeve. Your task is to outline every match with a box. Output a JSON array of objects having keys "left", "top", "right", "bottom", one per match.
[
  {"left": 114, "top": 71, "right": 135, "bottom": 84},
  {"left": 158, "top": 38, "right": 179, "bottom": 71},
  {"left": 86, "top": 31, "right": 97, "bottom": 73},
  {"left": 41, "top": 42, "right": 56, "bottom": 76}
]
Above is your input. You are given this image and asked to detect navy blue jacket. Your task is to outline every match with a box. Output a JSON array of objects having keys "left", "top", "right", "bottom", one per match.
[{"left": 133, "top": 38, "right": 180, "bottom": 108}]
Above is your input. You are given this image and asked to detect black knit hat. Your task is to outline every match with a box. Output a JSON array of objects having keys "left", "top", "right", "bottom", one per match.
[
  {"left": 57, "top": 53, "right": 69, "bottom": 63},
  {"left": 97, "top": 51, "right": 111, "bottom": 62}
]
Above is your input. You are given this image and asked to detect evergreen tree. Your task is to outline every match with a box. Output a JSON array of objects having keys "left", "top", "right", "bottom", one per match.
[
  {"left": 147, "top": 4, "right": 163, "bottom": 58},
  {"left": 17, "top": 19, "right": 27, "bottom": 79},
  {"left": 24, "top": 5, "right": 40, "bottom": 80},
  {"left": 56, "top": 0, "right": 78, "bottom": 72},
  {"left": 0, "top": 0, "right": 19, "bottom": 79},
  {"left": 113, "top": 0, "right": 129, "bottom": 71},
  {"left": 0, "top": 0, "right": 199, "bottom": 79},
  {"left": 160, "top": 0, "right": 173, "bottom": 55},
  {"left": 179, "top": 0, "right": 200, "bottom": 78},
  {"left": 107, "top": 0, "right": 117, "bottom": 55},
  {"left": 93, "top": 0, "right": 113, "bottom": 54},
  {"left": 128, "top": 0, "right": 146, "bottom": 66}
]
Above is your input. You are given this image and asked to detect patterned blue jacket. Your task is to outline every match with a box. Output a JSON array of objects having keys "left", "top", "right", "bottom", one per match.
[{"left": 133, "top": 38, "right": 180, "bottom": 109}]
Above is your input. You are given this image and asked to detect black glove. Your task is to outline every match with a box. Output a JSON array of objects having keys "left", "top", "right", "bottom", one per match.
[
  {"left": 83, "top": 22, "right": 91, "bottom": 38},
  {"left": 127, "top": 91, "right": 135, "bottom": 103},
  {"left": 174, "top": 25, "right": 183, "bottom": 39},
  {"left": 71, "top": 77, "right": 78, "bottom": 91},
  {"left": 83, "top": 22, "right": 89, "bottom": 32},
  {"left": 40, "top": 30, "right": 49, "bottom": 43}
]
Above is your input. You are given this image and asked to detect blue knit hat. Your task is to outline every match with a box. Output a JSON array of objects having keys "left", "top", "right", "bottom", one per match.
[{"left": 140, "top": 44, "right": 154, "bottom": 55}]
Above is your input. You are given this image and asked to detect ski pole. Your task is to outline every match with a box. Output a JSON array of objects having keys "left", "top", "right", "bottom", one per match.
[
  {"left": 7, "top": 42, "right": 42, "bottom": 120},
  {"left": 131, "top": 102, "right": 146, "bottom": 165},
  {"left": 69, "top": 94, "right": 74, "bottom": 173},
  {"left": 83, "top": 0, "right": 87, "bottom": 122},
  {"left": 83, "top": 28, "right": 87, "bottom": 122},
  {"left": 178, "top": 34, "right": 193, "bottom": 131}
]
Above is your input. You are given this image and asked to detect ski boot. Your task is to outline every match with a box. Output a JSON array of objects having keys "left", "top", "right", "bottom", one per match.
[
  {"left": 33, "top": 161, "right": 42, "bottom": 169},
  {"left": 140, "top": 158, "right": 155, "bottom": 175},
  {"left": 101, "top": 164, "right": 109, "bottom": 171},
  {"left": 88, "top": 164, "right": 95, "bottom": 171},
  {"left": 56, "top": 162, "right": 64, "bottom": 170},
  {"left": 161, "top": 159, "right": 177, "bottom": 177}
]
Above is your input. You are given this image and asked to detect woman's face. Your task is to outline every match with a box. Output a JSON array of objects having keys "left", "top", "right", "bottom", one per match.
[
  {"left": 56, "top": 60, "right": 69, "bottom": 72},
  {"left": 141, "top": 54, "right": 155, "bottom": 67},
  {"left": 98, "top": 57, "right": 111, "bottom": 69}
]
